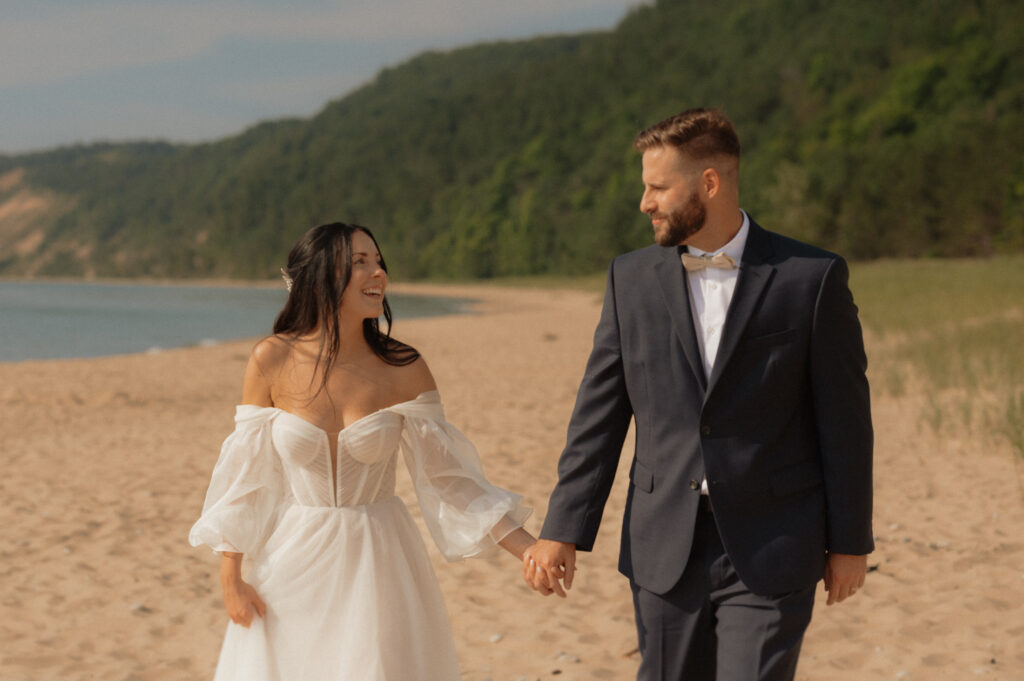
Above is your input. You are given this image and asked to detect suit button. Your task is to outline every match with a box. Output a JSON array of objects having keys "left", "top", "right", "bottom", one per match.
[
  {"left": 701, "top": 425, "right": 712, "bottom": 436},
  {"left": 689, "top": 479, "right": 700, "bottom": 490}
]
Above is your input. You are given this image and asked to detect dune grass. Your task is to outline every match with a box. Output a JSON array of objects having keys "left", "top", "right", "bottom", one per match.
[{"left": 851, "top": 256, "right": 1024, "bottom": 458}]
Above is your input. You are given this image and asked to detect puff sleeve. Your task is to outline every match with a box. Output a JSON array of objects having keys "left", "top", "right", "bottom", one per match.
[
  {"left": 188, "top": 406, "right": 287, "bottom": 557},
  {"left": 393, "top": 392, "right": 531, "bottom": 561}
]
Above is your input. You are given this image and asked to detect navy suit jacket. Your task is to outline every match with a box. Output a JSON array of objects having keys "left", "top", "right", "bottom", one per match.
[{"left": 540, "top": 218, "right": 874, "bottom": 596}]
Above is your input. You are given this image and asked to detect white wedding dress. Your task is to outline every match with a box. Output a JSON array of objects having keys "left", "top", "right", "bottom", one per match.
[{"left": 189, "top": 390, "right": 530, "bottom": 681}]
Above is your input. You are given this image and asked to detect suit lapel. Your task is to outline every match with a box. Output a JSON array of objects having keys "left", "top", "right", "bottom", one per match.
[
  {"left": 706, "top": 221, "right": 776, "bottom": 396},
  {"left": 654, "top": 246, "right": 707, "bottom": 392}
]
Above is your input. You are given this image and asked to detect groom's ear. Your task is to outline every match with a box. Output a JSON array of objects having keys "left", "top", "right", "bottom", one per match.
[
  {"left": 701, "top": 167, "right": 722, "bottom": 198},
  {"left": 701, "top": 156, "right": 738, "bottom": 200}
]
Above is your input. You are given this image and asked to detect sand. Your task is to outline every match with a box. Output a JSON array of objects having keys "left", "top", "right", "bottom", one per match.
[{"left": 1, "top": 282, "right": 1021, "bottom": 681}]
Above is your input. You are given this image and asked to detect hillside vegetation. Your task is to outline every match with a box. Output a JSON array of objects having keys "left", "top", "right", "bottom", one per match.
[{"left": 0, "top": 0, "right": 1021, "bottom": 279}]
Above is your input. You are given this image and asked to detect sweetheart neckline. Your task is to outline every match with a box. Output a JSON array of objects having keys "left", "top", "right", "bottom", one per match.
[
  {"left": 276, "top": 407, "right": 395, "bottom": 438},
  {"left": 256, "top": 390, "right": 439, "bottom": 438}
]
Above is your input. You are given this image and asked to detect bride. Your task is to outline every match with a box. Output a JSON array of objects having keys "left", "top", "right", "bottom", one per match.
[{"left": 189, "top": 222, "right": 546, "bottom": 680}]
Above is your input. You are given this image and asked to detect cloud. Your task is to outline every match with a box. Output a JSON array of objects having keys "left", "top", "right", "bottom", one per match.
[
  {"left": 0, "top": 0, "right": 638, "bottom": 88},
  {"left": 0, "top": 0, "right": 645, "bottom": 152}
]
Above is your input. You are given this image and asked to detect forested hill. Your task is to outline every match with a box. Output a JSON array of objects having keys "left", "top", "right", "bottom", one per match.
[{"left": 1, "top": 0, "right": 1021, "bottom": 279}]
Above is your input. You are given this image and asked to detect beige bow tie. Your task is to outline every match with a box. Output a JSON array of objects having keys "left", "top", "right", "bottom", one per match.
[{"left": 681, "top": 252, "right": 737, "bottom": 272}]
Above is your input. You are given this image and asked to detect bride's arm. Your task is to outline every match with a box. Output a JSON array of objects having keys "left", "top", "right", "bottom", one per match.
[
  {"left": 216, "top": 339, "right": 279, "bottom": 626},
  {"left": 219, "top": 552, "right": 266, "bottom": 627},
  {"left": 497, "top": 527, "right": 536, "bottom": 560},
  {"left": 499, "top": 528, "right": 556, "bottom": 597}
]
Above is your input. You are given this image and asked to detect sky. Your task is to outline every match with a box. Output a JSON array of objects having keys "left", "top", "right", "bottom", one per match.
[{"left": 0, "top": 0, "right": 645, "bottom": 155}]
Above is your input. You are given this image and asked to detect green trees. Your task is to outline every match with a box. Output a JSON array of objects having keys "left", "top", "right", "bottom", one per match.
[{"left": 1, "top": 0, "right": 1020, "bottom": 279}]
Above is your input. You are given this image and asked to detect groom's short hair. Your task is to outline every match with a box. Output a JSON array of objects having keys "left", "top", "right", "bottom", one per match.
[{"left": 634, "top": 108, "right": 741, "bottom": 162}]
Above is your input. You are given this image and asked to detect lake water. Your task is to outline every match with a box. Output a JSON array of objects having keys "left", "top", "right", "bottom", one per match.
[{"left": 0, "top": 281, "right": 468, "bottom": 362}]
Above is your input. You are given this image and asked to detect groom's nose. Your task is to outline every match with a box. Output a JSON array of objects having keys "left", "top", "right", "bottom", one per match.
[{"left": 639, "top": 189, "right": 655, "bottom": 214}]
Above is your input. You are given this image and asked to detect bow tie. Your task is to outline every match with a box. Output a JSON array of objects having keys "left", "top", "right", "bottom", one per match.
[{"left": 681, "top": 252, "right": 737, "bottom": 272}]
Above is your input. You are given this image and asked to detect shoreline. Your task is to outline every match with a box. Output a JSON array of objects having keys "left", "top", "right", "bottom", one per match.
[
  {"left": 0, "top": 273, "right": 602, "bottom": 290},
  {"left": 0, "top": 274, "right": 282, "bottom": 288},
  {"left": 0, "top": 278, "right": 491, "bottom": 364}
]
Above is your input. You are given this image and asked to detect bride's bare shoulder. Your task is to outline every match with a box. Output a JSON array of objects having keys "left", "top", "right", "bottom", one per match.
[
  {"left": 251, "top": 334, "right": 295, "bottom": 372},
  {"left": 391, "top": 353, "right": 438, "bottom": 400},
  {"left": 241, "top": 335, "right": 294, "bottom": 405}
]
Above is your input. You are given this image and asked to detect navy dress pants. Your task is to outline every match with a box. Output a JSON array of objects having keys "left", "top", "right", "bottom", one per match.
[{"left": 630, "top": 501, "right": 816, "bottom": 681}]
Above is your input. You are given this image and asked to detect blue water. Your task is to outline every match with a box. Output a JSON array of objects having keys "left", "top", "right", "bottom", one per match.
[{"left": 0, "top": 281, "right": 467, "bottom": 362}]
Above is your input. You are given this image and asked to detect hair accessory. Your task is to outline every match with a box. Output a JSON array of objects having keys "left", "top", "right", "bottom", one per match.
[{"left": 280, "top": 267, "right": 293, "bottom": 292}]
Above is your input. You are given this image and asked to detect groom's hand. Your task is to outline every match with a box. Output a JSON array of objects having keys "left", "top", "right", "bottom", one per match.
[
  {"left": 522, "top": 539, "right": 576, "bottom": 598},
  {"left": 824, "top": 553, "right": 867, "bottom": 605}
]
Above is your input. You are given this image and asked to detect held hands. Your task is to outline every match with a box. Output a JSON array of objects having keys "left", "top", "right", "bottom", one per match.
[
  {"left": 824, "top": 552, "right": 867, "bottom": 605},
  {"left": 522, "top": 539, "right": 576, "bottom": 598}
]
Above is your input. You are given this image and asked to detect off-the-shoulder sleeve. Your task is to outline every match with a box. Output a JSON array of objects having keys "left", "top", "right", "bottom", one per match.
[
  {"left": 188, "top": 406, "right": 286, "bottom": 556},
  {"left": 393, "top": 392, "right": 532, "bottom": 561}
]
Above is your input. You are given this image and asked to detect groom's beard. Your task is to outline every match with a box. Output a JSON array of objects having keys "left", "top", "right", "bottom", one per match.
[{"left": 653, "top": 190, "right": 707, "bottom": 247}]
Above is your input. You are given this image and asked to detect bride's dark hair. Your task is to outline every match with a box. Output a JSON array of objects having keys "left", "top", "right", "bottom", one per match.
[{"left": 274, "top": 223, "right": 419, "bottom": 386}]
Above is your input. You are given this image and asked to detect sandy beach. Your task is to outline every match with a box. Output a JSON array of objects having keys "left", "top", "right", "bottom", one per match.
[{"left": 1, "top": 282, "right": 1021, "bottom": 681}]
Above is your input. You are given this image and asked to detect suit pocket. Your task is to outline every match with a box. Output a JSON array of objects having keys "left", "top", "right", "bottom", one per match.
[
  {"left": 630, "top": 459, "right": 654, "bottom": 493},
  {"left": 746, "top": 328, "right": 798, "bottom": 348},
  {"left": 771, "top": 461, "right": 823, "bottom": 497}
]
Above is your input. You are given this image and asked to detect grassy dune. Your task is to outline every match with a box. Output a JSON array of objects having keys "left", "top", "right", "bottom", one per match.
[{"left": 852, "top": 256, "right": 1024, "bottom": 459}]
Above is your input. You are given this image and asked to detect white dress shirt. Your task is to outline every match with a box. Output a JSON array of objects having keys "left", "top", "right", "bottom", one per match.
[{"left": 685, "top": 210, "right": 750, "bottom": 494}]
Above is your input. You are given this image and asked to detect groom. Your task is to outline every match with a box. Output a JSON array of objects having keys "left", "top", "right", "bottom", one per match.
[{"left": 523, "top": 108, "right": 874, "bottom": 681}]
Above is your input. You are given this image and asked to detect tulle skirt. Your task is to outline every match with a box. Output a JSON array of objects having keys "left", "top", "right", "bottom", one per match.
[{"left": 212, "top": 497, "right": 461, "bottom": 681}]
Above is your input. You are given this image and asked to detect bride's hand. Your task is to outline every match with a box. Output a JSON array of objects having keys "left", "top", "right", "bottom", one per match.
[
  {"left": 522, "top": 539, "right": 576, "bottom": 598},
  {"left": 220, "top": 552, "right": 267, "bottom": 627},
  {"left": 222, "top": 579, "right": 267, "bottom": 627}
]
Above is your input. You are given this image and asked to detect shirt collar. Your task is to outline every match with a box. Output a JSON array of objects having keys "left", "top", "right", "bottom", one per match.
[{"left": 686, "top": 210, "right": 750, "bottom": 262}]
